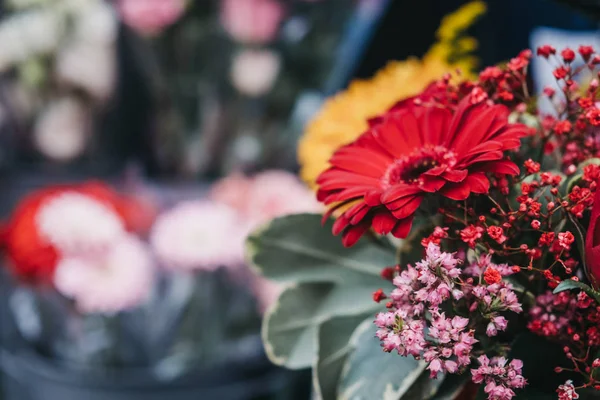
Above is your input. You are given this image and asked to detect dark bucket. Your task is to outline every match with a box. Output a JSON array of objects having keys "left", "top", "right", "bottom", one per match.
[{"left": 0, "top": 348, "right": 307, "bottom": 400}]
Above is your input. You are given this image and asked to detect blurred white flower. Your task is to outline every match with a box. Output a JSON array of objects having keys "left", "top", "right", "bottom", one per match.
[
  {"left": 56, "top": 43, "right": 116, "bottom": 100},
  {"left": 54, "top": 234, "right": 154, "bottom": 314},
  {"left": 72, "top": 0, "right": 118, "bottom": 45},
  {"left": 230, "top": 49, "right": 281, "bottom": 97},
  {"left": 33, "top": 97, "right": 89, "bottom": 161},
  {"left": 37, "top": 191, "right": 126, "bottom": 256},
  {"left": 0, "top": 9, "right": 62, "bottom": 72},
  {"left": 150, "top": 201, "right": 244, "bottom": 271}
]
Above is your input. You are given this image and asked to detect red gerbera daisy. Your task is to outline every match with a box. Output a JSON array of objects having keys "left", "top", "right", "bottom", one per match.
[{"left": 316, "top": 94, "right": 528, "bottom": 247}]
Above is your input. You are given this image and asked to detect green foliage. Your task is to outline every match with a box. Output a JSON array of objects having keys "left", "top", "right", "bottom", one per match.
[
  {"left": 314, "top": 315, "right": 374, "bottom": 400},
  {"left": 337, "top": 322, "right": 427, "bottom": 400},
  {"left": 262, "top": 282, "right": 383, "bottom": 369},
  {"left": 247, "top": 214, "right": 394, "bottom": 285}
]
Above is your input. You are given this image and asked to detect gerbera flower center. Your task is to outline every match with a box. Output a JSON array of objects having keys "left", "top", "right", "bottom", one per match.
[{"left": 385, "top": 146, "right": 456, "bottom": 186}]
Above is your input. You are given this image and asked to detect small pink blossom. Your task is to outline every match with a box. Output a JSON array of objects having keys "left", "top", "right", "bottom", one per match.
[
  {"left": 557, "top": 380, "right": 579, "bottom": 400},
  {"left": 210, "top": 169, "right": 322, "bottom": 230},
  {"left": 471, "top": 356, "right": 526, "bottom": 400},
  {"left": 220, "top": 0, "right": 285, "bottom": 44},
  {"left": 118, "top": 0, "right": 186, "bottom": 35},
  {"left": 54, "top": 234, "right": 154, "bottom": 314},
  {"left": 557, "top": 232, "right": 575, "bottom": 250}
]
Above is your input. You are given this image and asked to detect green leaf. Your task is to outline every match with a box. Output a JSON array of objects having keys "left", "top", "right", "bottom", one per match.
[
  {"left": 262, "top": 282, "right": 383, "bottom": 369},
  {"left": 246, "top": 214, "right": 396, "bottom": 284},
  {"left": 338, "top": 322, "right": 427, "bottom": 400},
  {"left": 553, "top": 279, "right": 600, "bottom": 304},
  {"left": 566, "top": 213, "right": 589, "bottom": 277},
  {"left": 313, "top": 315, "right": 374, "bottom": 400}
]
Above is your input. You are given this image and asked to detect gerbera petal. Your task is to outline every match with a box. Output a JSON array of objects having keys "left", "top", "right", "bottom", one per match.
[
  {"left": 439, "top": 181, "right": 472, "bottom": 201},
  {"left": 324, "top": 187, "right": 371, "bottom": 204},
  {"left": 442, "top": 169, "right": 468, "bottom": 183},
  {"left": 380, "top": 185, "right": 423, "bottom": 203},
  {"left": 391, "top": 217, "right": 413, "bottom": 239},
  {"left": 332, "top": 216, "right": 350, "bottom": 235},
  {"left": 423, "top": 166, "right": 447, "bottom": 176},
  {"left": 423, "top": 107, "right": 452, "bottom": 145},
  {"left": 370, "top": 122, "right": 411, "bottom": 158},
  {"left": 350, "top": 205, "right": 371, "bottom": 224},
  {"left": 459, "top": 151, "right": 504, "bottom": 166},
  {"left": 476, "top": 160, "right": 521, "bottom": 175},
  {"left": 372, "top": 211, "right": 398, "bottom": 235},
  {"left": 364, "top": 189, "right": 384, "bottom": 206},
  {"left": 342, "top": 223, "right": 370, "bottom": 247},
  {"left": 462, "top": 141, "right": 503, "bottom": 159},
  {"left": 330, "top": 147, "right": 391, "bottom": 177},
  {"left": 389, "top": 196, "right": 423, "bottom": 220},
  {"left": 420, "top": 176, "right": 446, "bottom": 192},
  {"left": 464, "top": 172, "right": 490, "bottom": 194}
]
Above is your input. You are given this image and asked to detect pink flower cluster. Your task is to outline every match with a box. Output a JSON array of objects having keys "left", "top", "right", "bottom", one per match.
[
  {"left": 471, "top": 283, "right": 523, "bottom": 337},
  {"left": 557, "top": 380, "right": 579, "bottom": 400},
  {"left": 527, "top": 291, "right": 576, "bottom": 338},
  {"left": 471, "top": 356, "right": 527, "bottom": 400},
  {"left": 423, "top": 312, "right": 477, "bottom": 378},
  {"left": 374, "top": 244, "right": 526, "bottom": 399}
]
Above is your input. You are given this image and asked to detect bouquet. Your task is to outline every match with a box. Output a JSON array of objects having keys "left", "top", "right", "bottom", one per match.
[
  {"left": 249, "top": 11, "right": 600, "bottom": 400},
  {"left": 0, "top": 170, "right": 318, "bottom": 381}
]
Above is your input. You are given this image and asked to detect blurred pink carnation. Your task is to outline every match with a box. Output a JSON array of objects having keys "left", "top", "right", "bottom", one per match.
[
  {"left": 220, "top": 0, "right": 285, "bottom": 44},
  {"left": 54, "top": 234, "right": 154, "bottom": 314},
  {"left": 36, "top": 191, "right": 126, "bottom": 257},
  {"left": 209, "top": 172, "right": 252, "bottom": 213},
  {"left": 210, "top": 170, "right": 321, "bottom": 312},
  {"left": 244, "top": 170, "right": 322, "bottom": 226},
  {"left": 211, "top": 169, "right": 322, "bottom": 228},
  {"left": 117, "top": 0, "right": 186, "bottom": 35},
  {"left": 150, "top": 200, "right": 244, "bottom": 271}
]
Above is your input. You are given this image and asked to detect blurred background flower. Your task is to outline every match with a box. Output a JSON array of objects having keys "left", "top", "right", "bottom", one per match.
[
  {"left": 118, "top": 0, "right": 186, "bottom": 35},
  {"left": 220, "top": 0, "right": 285, "bottom": 44},
  {"left": 54, "top": 233, "right": 154, "bottom": 314},
  {"left": 150, "top": 200, "right": 244, "bottom": 271}
]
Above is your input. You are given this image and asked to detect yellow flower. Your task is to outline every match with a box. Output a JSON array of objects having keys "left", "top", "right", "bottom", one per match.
[{"left": 298, "top": 1, "right": 486, "bottom": 188}]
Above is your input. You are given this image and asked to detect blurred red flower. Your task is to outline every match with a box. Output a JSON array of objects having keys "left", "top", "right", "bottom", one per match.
[
  {"left": 316, "top": 94, "right": 527, "bottom": 247},
  {"left": 1, "top": 182, "right": 155, "bottom": 283}
]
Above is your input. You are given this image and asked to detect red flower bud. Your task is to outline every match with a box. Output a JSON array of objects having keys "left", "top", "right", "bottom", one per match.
[
  {"left": 561, "top": 48, "right": 576, "bottom": 63},
  {"left": 537, "top": 45, "right": 556, "bottom": 58},
  {"left": 373, "top": 289, "right": 387, "bottom": 303},
  {"left": 579, "top": 45, "right": 595, "bottom": 61}
]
